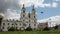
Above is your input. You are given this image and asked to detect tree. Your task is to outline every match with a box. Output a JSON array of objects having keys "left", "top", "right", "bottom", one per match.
[
  {"left": 25, "top": 24, "right": 32, "bottom": 31},
  {"left": 8, "top": 27, "right": 16, "bottom": 31},
  {"left": 54, "top": 25, "right": 58, "bottom": 30},
  {"left": 43, "top": 27, "right": 50, "bottom": 31}
]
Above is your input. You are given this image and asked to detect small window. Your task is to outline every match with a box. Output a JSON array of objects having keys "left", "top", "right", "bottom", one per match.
[
  {"left": 28, "top": 14, "right": 30, "bottom": 18},
  {"left": 23, "top": 23, "right": 26, "bottom": 26},
  {"left": 3, "top": 23, "right": 5, "bottom": 25},
  {"left": 8, "top": 23, "right": 9, "bottom": 25},
  {"left": 2, "top": 27, "right": 4, "bottom": 29},
  {"left": 12, "top": 24, "right": 13, "bottom": 25},
  {"left": 26, "top": 21, "right": 28, "bottom": 23},
  {"left": 20, "top": 23, "right": 21, "bottom": 25},
  {"left": 15, "top": 23, "right": 17, "bottom": 25},
  {"left": 46, "top": 23, "right": 48, "bottom": 25},
  {"left": 7, "top": 27, "right": 9, "bottom": 29},
  {"left": 23, "top": 10, "right": 25, "bottom": 13},
  {"left": 23, "top": 15, "right": 25, "bottom": 17},
  {"left": 34, "top": 16, "right": 35, "bottom": 18},
  {"left": 29, "top": 20, "right": 30, "bottom": 22},
  {"left": 34, "top": 24, "right": 35, "bottom": 26},
  {"left": 29, "top": 24, "right": 30, "bottom": 26}
]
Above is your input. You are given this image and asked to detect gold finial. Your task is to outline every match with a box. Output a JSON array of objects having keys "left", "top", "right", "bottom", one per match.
[{"left": 0, "top": 13, "right": 4, "bottom": 18}]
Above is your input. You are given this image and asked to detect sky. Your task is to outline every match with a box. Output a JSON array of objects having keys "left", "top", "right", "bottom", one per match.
[{"left": 0, "top": 0, "right": 60, "bottom": 24}]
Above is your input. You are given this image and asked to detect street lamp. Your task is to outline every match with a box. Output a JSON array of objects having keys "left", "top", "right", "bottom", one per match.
[
  {"left": 0, "top": 13, "right": 4, "bottom": 31},
  {"left": 49, "top": 19, "right": 51, "bottom": 28}
]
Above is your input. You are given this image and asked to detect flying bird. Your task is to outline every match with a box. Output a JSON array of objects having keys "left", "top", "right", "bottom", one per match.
[{"left": 41, "top": 11, "right": 44, "bottom": 14}]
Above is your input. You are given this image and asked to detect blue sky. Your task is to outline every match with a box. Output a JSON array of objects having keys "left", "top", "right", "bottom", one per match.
[
  {"left": 25, "top": 0, "right": 60, "bottom": 20},
  {"left": 0, "top": 0, "right": 60, "bottom": 20}
]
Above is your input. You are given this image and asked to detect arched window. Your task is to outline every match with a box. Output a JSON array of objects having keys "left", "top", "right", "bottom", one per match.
[
  {"left": 3, "top": 23, "right": 5, "bottom": 25},
  {"left": 34, "top": 24, "right": 36, "bottom": 26},
  {"left": 8, "top": 23, "right": 9, "bottom": 25},
  {"left": 20, "top": 23, "right": 21, "bottom": 25},
  {"left": 2, "top": 27, "right": 4, "bottom": 29}
]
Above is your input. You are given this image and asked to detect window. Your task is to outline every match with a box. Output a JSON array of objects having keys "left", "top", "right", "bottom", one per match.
[
  {"left": 23, "top": 10, "right": 25, "bottom": 13},
  {"left": 23, "top": 15, "right": 25, "bottom": 17},
  {"left": 3, "top": 23, "right": 5, "bottom": 25},
  {"left": 7, "top": 27, "right": 9, "bottom": 29},
  {"left": 12, "top": 24, "right": 13, "bottom": 25},
  {"left": 29, "top": 20, "right": 30, "bottom": 22},
  {"left": 28, "top": 14, "right": 30, "bottom": 18},
  {"left": 34, "top": 16, "right": 35, "bottom": 18},
  {"left": 26, "top": 21, "right": 28, "bottom": 23},
  {"left": 8, "top": 23, "right": 9, "bottom": 25},
  {"left": 15, "top": 23, "right": 17, "bottom": 25},
  {"left": 46, "top": 23, "right": 48, "bottom": 25},
  {"left": 20, "top": 23, "right": 21, "bottom": 25},
  {"left": 34, "top": 24, "right": 35, "bottom": 26},
  {"left": 2, "top": 27, "right": 4, "bottom": 29},
  {"left": 23, "top": 23, "right": 26, "bottom": 26}
]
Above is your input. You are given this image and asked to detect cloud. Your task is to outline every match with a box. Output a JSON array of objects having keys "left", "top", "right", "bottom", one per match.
[
  {"left": 19, "top": 0, "right": 58, "bottom": 8},
  {"left": 48, "top": 15, "right": 60, "bottom": 21},
  {"left": 0, "top": 0, "right": 20, "bottom": 13},
  {"left": 54, "top": 0, "right": 60, "bottom": 1},
  {"left": 37, "top": 15, "right": 60, "bottom": 27},
  {"left": 37, "top": 19, "right": 48, "bottom": 23},
  {"left": 44, "top": 3, "right": 51, "bottom": 7},
  {"left": 4, "top": 9, "right": 20, "bottom": 20},
  {"left": 0, "top": 0, "right": 20, "bottom": 19},
  {"left": 0, "top": 0, "right": 59, "bottom": 20},
  {"left": 38, "top": 15, "right": 60, "bottom": 22},
  {"left": 52, "top": 2, "right": 58, "bottom": 7}
]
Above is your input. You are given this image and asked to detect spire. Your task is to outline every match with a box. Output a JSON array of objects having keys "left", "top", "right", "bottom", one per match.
[
  {"left": 23, "top": 4, "right": 24, "bottom": 8},
  {"left": 32, "top": 5, "right": 35, "bottom": 14},
  {"left": 32, "top": 5, "right": 35, "bottom": 10},
  {"left": 22, "top": 4, "right": 25, "bottom": 9}
]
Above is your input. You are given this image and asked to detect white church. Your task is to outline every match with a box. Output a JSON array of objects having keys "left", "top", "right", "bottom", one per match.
[{"left": 1, "top": 4, "right": 37, "bottom": 31}]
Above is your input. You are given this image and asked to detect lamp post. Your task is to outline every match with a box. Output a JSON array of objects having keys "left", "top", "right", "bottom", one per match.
[
  {"left": 0, "top": 13, "right": 4, "bottom": 31},
  {"left": 49, "top": 19, "right": 51, "bottom": 28}
]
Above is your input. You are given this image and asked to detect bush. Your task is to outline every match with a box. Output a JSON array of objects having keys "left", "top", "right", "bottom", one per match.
[
  {"left": 8, "top": 27, "right": 16, "bottom": 31},
  {"left": 25, "top": 26, "right": 32, "bottom": 31},
  {"left": 54, "top": 25, "right": 58, "bottom": 30},
  {"left": 43, "top": 27, "right": 50, "bottom": 31}
]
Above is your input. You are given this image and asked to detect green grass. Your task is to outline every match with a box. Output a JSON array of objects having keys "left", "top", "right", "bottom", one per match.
[{"left": 1, "top": 30, "right": 60, "bottom": 34}]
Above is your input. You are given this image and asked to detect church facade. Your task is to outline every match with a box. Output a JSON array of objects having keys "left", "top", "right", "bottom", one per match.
[{"left": 1, "top": 4, "right": 37, "bottom": 31}]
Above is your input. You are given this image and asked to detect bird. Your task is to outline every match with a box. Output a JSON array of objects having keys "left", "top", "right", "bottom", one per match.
[{"left": 41, "top": 11, "right": 43, "bottom": 14}]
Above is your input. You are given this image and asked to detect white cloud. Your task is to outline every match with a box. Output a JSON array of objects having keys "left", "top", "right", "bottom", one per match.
[
  {"left": 48, "top": 15, "right": 60, "bottom": 21},
  {"left": 38, "top": 15, "right": 60, "bottom": 22},
  {"left": 18, "top": 0, "right": 58, "bottom": 8},
  {"left": 52, "top": 2, "right": 58, "bottom": 7},
  {"left": 54, "top": 0, "right": 60, "bottom": 1},
  {"left": 37, "top": 19, "right": 48, "bottom": 23},
  {"left": 37, "top": 15, "right": 60, "bottom": 27},
  {"left": 4, "top": 9, "right": 20, "bottom": 20},
  {"left": 44, "top": 3, "right": 51, "bottom": 7}
]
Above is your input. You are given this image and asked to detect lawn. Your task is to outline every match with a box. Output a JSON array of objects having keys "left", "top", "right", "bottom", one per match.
[{"left": 1, "top": 30, "right": 60, "bottom": 34}]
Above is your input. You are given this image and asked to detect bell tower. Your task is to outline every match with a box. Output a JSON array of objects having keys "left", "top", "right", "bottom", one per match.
[
  {"left": 20, "top": 4, "right": 26, "bottom": 24},
  {"left": 30, "top": 5, "right": 37, "bottom": 29}
]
